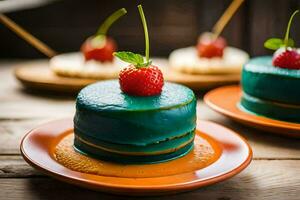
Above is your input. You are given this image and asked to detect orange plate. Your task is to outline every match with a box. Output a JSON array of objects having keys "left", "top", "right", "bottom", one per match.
[
  {"left": 14, "top": 59, "right": 240, "bottom": 93},
  {"left": 20, "top": 118, "right": 251, "bottom": 196},
  {"left": 204, "top": 85, "right": 300, "bottom": 137}
]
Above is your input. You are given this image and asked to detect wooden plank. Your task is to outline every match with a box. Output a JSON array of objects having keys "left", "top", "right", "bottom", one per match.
[
  {"left": 0, "top": 119, "right": 52, "bottom": 154},
  {"left": 0, "top": 100, "right": 74, "bottom": 119},
  {"left": 0, "top": 62, "right": 75, "bottom": 119},
  {"left": 0, "top": 156, "right": 42, "bottom": 177},
  {"left": 0, "top": 160, "right": 299, "bottom": 199}
]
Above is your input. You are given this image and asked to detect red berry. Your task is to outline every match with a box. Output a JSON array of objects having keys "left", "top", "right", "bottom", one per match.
[
  {"left": 197, "top": 34, "right": 227, "bottom": 58},
  {"left": 81, "top": 36, "right": 116, "bottom": 62},
  {"left": 273, "top": 49, "right": 300, "bottom": 70},
  {"left": 119, "top": 65, "right": 164, "bottom": 96}
]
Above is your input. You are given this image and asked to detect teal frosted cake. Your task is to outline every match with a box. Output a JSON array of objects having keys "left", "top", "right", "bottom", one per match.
[
  {"left": 73, "top": 80, "right": 197, "bottom": 164},
  {"left": 240, "top": 56, "right": 300, "bottom": 122}
]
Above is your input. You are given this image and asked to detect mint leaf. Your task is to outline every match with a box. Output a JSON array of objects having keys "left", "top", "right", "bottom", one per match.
[
  {"left": 113, "top": 51, "right": 144, "bottom": 65},
  {"left": 264, "top": 38, "right": 294, "bottom": 50},
  {"left": 264, "top": 38, "right": 284, "bottom": 50}
]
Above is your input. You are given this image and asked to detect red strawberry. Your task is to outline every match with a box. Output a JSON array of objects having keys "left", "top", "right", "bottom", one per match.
[
  {"left": 81, "top": 36, "right": 116, "bottom": 62},
  {"left": 273, "top": 49, "right": 300, "bottom": 70},
  {"left": 197, "top": 33, "right": 227, "bottom": 58},
  {"left": 119, "top": 65, "right": 164, "bottom": 96}
]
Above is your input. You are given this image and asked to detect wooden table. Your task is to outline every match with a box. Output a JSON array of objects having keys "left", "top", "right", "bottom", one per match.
[{"left": 0, "top": 60, "right": 299, "bottom": 200}]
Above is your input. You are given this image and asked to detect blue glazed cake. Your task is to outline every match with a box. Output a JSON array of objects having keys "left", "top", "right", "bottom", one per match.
[
  {"left": 240, "top": 56, "right": 300, "bottom": 122},
  {"left": 73, "top": 80, "right": 197, "bottom": 164}
]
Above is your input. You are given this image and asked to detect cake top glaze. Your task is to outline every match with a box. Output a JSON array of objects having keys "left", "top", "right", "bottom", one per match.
[
  {"left": 244, "top": 56, "right": 300, "bottom": 78},
  {"left": 76, "top": 80, "right": 195, "bottom": 112}
]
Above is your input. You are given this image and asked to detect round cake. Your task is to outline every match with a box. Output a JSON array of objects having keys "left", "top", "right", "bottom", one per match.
[
  {"left": 240, "top": 56, "right": 300, "bottom": 122},
  {"left": 73, "top": 80, "right": 197, "bottom": 164},
  {"left": 169, "top": 46, "right": 249, "bottom": 74}
]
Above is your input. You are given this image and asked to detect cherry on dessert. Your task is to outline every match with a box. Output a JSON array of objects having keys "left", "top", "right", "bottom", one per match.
[
  {"left": 81, "top": 36, "right": 116, "bottom": 62},
  {"left": 80, "top": 8, "right": 127, "bottom": 62},
  {"left": 197, "top": 32, "right": 227, "bottom": 58}
]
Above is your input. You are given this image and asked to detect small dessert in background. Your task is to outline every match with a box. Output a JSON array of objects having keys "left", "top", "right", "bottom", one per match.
[
  {"left": 169, "top": 32, "right": 249, "bottom": 74},
  {"left": 71, "top": 5, "right": 197, "bottom": 164},
  {"left": 50, "top": 8, "right": 127, "bottom": 79},
  {"left": 240, "top": 10, "right": 300, "bottom": 122},
  {"left": 169, "top": 0, "right": 249, "bottom": 75}
]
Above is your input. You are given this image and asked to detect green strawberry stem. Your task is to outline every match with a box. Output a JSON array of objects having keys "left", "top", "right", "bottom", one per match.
[
  {"left": 283, "top": 10, "right": 299, "bottom": 48},
  {"left": 138, "top": 5, "right": 150, "bottom": 63},
  {"left": 96, "top": 8, "right": 127, "bottom": 36}
]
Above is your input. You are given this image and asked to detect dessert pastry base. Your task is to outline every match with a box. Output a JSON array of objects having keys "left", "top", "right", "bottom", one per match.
[
  {"left": 204, "top": 85, "right": 300, "bottom": 137},
  {"left": 50, "top": 53, "right": 125, "bottom": 79},
  {"left": 20, "top": 119, "right": 252, "bottom": 195},
  {"left": 169, "top": 47, "right": 249, "bottom": 75},
  {"left": 15, "top": 60, "right": 240, "bottom": 93},
  {"left": 55, "top": 132, "right": 220, "bottom": 178}
]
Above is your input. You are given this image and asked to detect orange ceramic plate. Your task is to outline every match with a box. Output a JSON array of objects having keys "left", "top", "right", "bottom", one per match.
[
  {"left": 20, "top": 119, "right": 252, "bottom": 196},
  {"left": 204, "top": 85, "right": 300, "bottom": 137}
]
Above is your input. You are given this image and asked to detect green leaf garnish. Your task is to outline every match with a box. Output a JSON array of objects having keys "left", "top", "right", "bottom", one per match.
[
  {"left": 113, "top": 51, "right": 143, "bottom": 65},
  {"left": 96, "top": 8, "right": 127, "bottom": 36},
  {"left": 113, "top": 5, "right": 152, "bottom": 68},
  {"left": 264, "top": 38, "right": 294, "bottom": 50},
  {"left": 264, "top": 10, "right": 299, "bottom": 50},
  {"left": 113, "top": 52, "right": 152, "bottom": 68}
]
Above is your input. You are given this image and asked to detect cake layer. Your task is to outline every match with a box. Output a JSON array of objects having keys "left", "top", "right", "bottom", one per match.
[
  {"left": 74, "top": 131, "right": 194, "bottom": 164},
  {"left": 240, "top": 92, "right": 300, "bottom": 123},
  {"left": 242, "top": 56, "right": 300, "bottom": 105},
  {"left": 74, "top": 80, "right": 197, "bottom": 146},
  {"left": 74, "top": 135, "right": 194, "bottom": 164},
  {"left": 74, "top": 130, "right": 195, "bottom": 156}
]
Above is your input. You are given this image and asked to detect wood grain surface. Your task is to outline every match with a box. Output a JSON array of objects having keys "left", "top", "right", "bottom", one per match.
[{"left": 0, "top": 61, "right": 299, "bottom": 199}]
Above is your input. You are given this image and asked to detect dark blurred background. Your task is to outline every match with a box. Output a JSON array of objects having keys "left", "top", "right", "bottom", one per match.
[{"left": 0, "top": 0, "right": 300, "bottom": 58}]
